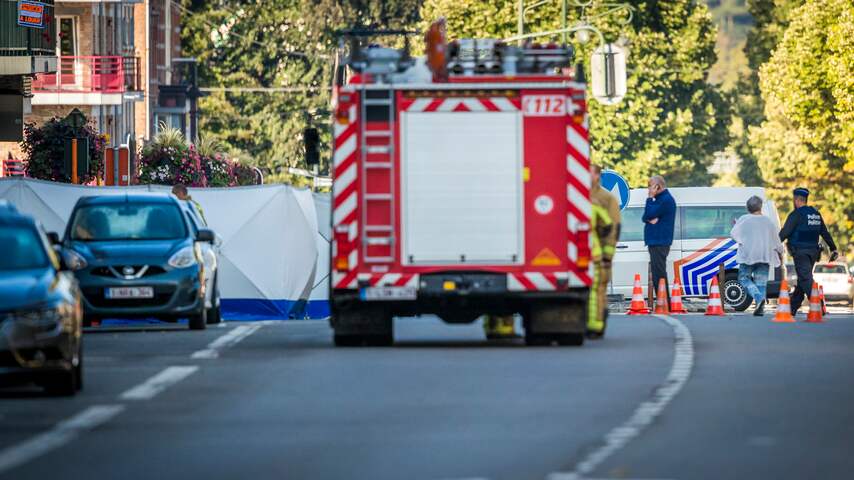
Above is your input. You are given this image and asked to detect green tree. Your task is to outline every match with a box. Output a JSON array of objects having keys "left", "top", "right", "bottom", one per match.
[
  {"left": 420, "top": 0, "right": 729, "bottom": 187},
  {"left": 181, "top": 0, "right": 422, "bottom": 180},
  {"left": 730, "top": 0, "right": 804, "bottom": 186},
  {"left": 749, "top": 0, "right": 854, "bottom": 252}
]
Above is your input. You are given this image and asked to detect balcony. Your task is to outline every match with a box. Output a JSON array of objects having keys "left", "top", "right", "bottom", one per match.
[
  {"left": 0, "top": 0, "right": 57, "bottom": 75},
  {"left": 32, "top": 56, "right": 141, "bottom": 105}
]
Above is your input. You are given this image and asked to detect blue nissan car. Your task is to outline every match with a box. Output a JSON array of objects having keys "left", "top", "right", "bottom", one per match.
[{"left": 61, "top": 194, "right": 221, "bottom": 329}]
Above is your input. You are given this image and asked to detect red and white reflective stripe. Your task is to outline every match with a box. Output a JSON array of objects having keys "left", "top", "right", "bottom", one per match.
[
  {"left": 507, "top": 272, "right": 566, "bottom": 291},
  {"left": 401, "top": 97, "right": 521, "bottom": 113},
  {"left": 357, "top": 273, "right": 420, "bottom": 288},
  {"left": 332, "top": 104, "right": 359, "bottom": 290},
  {"left": 566, "top": 95, "right": 592, "bottom": 287}
]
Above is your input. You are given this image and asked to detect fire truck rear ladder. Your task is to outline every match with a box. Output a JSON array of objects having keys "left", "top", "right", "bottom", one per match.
[{"left": 360, "top": 87, "right": 395, "bottom": 263}]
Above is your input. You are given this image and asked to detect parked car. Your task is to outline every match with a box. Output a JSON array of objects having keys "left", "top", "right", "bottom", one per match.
[
  {"left": 813, "top": 262, "right": 853, "bottom": 305},
  {"left": 613, "top": 187, "right": 783, "bottom": 311},
  {"left": 61, "top": 194, "right": 221, "bottom": 329},
  {"left": 0, "top": 209, "right": 83, "bottom": 395}
]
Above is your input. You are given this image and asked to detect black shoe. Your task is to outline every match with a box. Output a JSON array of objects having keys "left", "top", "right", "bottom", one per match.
[{"left": 753, "top": 300, "right": 765, "bottom": 316}]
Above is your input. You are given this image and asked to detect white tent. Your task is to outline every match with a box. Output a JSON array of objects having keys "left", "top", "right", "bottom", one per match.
[{"left": 0, "top": 178, "right": 328, "bottom": 320}]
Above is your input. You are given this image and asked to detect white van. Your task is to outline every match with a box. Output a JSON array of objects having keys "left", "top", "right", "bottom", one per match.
[{"left": 611, "top": 187, "right": 784, "bottom": 311}]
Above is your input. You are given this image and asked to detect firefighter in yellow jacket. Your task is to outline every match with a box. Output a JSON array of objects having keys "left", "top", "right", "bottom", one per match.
[{"left": 588, "top": 165, "right": 621, "bottom": 338}]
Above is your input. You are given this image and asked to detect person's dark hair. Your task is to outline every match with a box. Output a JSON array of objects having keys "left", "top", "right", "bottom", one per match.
[
  {"left": 746, "top": 195, "right": 763, "bottom": 214},
  {"left": 172, "top": 184, "right": 188, "bottom": 196}
]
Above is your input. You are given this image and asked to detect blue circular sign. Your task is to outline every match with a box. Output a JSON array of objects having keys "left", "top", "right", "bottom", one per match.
[{"left": 600, "top": 170, "right": 630, "bottom": 210}]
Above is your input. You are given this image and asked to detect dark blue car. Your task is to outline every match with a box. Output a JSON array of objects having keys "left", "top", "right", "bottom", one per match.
[
  {"left": 0, "top": 205, "right": 83, "bottom": 395},
  {"left": 62, "top": 194, "right": 220, "bottom": 330}
]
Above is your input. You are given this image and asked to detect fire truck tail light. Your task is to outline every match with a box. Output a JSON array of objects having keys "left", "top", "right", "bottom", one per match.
[
  {"left": 570, "top": 114, "right": 585, "bottom": 125},
  {"left": 335, "top": 256, "right": 350, "bottom": 272},
  {"left": 335, "top": 109, "right": 350, "bottom": 125},
  {"left": 577, "top": 256, "right": 590, "bottom": 269}
]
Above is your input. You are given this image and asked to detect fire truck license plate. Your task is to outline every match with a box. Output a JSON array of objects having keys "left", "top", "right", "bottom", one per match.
[{"left": 360, "top": 286, "right": 417, "bottom": 301}]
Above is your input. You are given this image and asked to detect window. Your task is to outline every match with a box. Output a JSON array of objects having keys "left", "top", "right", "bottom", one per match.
[
  {"left": 70, "top": 203, "right": 187, "bottom": 241},
  {"left": 57, "top": 17, "right": 78, "bottom": 57},
  {"left": 814, "top": 264, "right": 847, "bottom": 274},
  {"left": 618, "top": 206, "right": 682, "bottom": 242},
  {"left": 0, "top": 226, "right": 49, "bottom": 270},
  {"left": 681, "top": 206, "right": 745, "bottom": 240},
  {"left": 619, "top": 207, "right": 645, "bottom": 242}
]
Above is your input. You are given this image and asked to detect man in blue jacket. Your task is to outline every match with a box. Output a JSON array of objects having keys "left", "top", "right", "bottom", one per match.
[{"left": 642, "top": 175, "right": 677, "bottom": 307}]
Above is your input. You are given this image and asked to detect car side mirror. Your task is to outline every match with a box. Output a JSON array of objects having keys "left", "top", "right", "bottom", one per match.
[
  {"left": 46, "top": 232, "right": 61, "bottom": 245},
  {"left": 196, "top": 228, "right": 215, "bottom": 243}
]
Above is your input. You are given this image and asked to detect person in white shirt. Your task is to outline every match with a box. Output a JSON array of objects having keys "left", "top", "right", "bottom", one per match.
[{"left": 730, "top": 196, "right": 786, "bottom": 316}]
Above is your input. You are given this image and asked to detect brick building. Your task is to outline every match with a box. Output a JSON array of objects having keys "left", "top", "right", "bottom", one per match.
[{"left": 0, "top": 0, "right": 184, "bottom": 169}]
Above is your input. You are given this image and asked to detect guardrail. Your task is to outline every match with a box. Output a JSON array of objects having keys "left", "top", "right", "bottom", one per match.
[{"left": 32, "top": 56, "right": 141, "bottom": 93}]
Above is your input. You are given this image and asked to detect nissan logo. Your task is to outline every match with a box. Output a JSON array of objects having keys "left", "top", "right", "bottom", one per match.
[{"left": 122, "top": 266, "right": 135, "bottom": 276}]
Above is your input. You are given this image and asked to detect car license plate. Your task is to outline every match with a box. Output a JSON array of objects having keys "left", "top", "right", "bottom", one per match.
[
  {"left": 105, "top": 286, "right": 154, "bottom": 299},
  {"left": 360, "top": 286, "right": 417, "bottom": 301}
]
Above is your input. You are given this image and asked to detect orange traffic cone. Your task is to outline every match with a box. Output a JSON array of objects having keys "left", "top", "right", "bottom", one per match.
[
  {"left": 654, "top": 278, "right": 670, "bottom": 314},
  {"left": 773, "top": 278, "right": 795, "bottom": 323},
  {"left": 627, "top": 273, "right": 650, "bottom": 315},
  {"left": 805, "top": 282, "right": 824, "bottom": 323},
  {"left": 705, "top": 277, "right": 724, "bottom": 316},
  {"left": 819, "top": 285, "right": 828, "bottom": 316},
  {"left": 670, "top": 279, "right": 688, "bottom": 314}
]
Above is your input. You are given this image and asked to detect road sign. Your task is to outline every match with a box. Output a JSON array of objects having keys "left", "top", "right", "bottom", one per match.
[
  {"left": 600, "top": 169, "right": 630, "bottom": 210},
  {"left": 17, "top": 1, "right": 46, "bottom": 29}
]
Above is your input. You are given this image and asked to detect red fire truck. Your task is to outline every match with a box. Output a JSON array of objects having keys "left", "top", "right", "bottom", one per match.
[{"left": 329, "top": 28, "right": 593, "bottom": 346}]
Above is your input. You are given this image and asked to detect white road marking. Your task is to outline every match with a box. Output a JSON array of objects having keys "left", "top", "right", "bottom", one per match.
[
  {"left": 548, "top": 314, "right": 694, "bottom": 480},
  {"left": 0, "top": 405, "right": 124, "bottom": 474},
  {"left": 191, "top": 324, "right": 261, "bottom": 359},
  {"left": 119, "top": 366, "right": 199, "bottom": 401}
]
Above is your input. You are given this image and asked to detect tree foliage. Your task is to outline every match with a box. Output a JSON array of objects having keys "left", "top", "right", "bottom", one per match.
[
  {"left": 181, "top": 0, "right": 422, "bottom": 180},
  {"left": 729, "top": 0, "right": 803, "bottom": 186},
  {"left": 750, "top": 0, "right": 853, "bottom": 251},
  {"left": 420, "top": 0, "right": 729, "bottom": 188}
]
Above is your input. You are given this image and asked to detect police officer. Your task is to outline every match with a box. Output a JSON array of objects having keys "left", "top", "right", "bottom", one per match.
[
  {"left": 779, "top": 187, "right": 838, "bottom": 314},
  {"left": 588, "top": 165, "right": 619, "bottom": 338}
]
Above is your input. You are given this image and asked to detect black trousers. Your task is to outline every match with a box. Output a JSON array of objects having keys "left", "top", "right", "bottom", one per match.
[
  {"left": 790, "top": 248, "right": 819, "bottom": 313},
  {"left": 649, "top": 245, "right": 671, "bottom": 307}
]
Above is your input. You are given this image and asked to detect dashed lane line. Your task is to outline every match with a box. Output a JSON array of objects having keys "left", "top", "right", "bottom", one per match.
[
  {"left": 119, "top": 366, "right": 199, "bottom": 401},
  {"left": 547, "top": 314, "right": 695, "bottom": 480},
  {"left": 191, "top": 324, "right": 262, "bottom": 359},
  {"left": 0, "top": 405, "right": 125, "bottom": 474}
]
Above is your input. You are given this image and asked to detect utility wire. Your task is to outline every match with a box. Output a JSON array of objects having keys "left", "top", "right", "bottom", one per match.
[{"left": 201, "top": 86, "right": 332, "bottom": 93}]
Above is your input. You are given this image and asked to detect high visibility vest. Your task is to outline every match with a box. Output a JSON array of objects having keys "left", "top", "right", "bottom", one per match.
[{"left": 590, "top": 203, "right": 614, "bottom": 261}]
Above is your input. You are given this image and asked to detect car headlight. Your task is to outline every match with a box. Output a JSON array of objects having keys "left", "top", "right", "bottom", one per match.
[
  {"left": 62, "top": 249, "right": 88, "bottom": 271},
  {"left": 168, "top": 246, "right": 198, "bottom": 268},
  {"left": 13, "top": 306, "right": 66, "bottom": 332}
]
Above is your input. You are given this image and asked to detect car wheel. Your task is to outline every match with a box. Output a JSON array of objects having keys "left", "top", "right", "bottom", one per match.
[
  {"left": 189, "top": 307, "right": 207, "bottom": 330},
  {"left": 723, "top": 274, "right": 752, "bottom": 312},
  {"left": 44, "top": 369, "right": 78, "bottom": 397},
  {"left": 206, "top": 278, "right": 222, "bottom": 325},
  {"left": 75, "top": 343, "right": 83, "bottom": 391}
]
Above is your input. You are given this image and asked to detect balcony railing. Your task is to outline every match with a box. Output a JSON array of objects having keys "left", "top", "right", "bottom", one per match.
[
  {"left": 0, "top": 0, "right": 56, "bottom": 57},
  {"left": 32, "top": 56, "right": 141, "bottom": 94}
]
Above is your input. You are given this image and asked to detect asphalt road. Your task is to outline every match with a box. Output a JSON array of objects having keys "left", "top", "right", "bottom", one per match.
[{"left": 1, "top": 310, "right": 854, "bottom": 480}]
